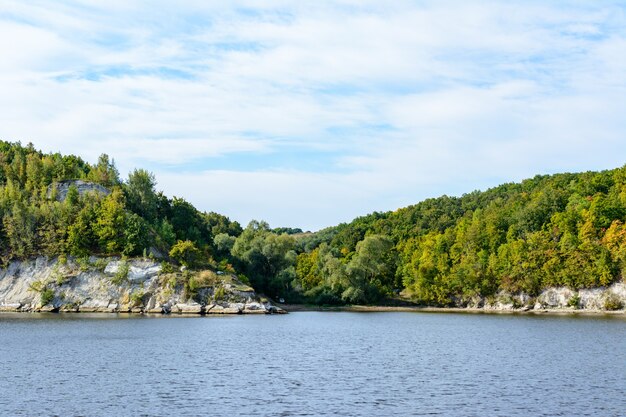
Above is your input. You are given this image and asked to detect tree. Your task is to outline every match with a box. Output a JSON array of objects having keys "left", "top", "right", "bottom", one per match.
[
  {"left": 214, "top": 233, "right": 236, "bottom": 256},
  {"left": 231, "top": 220, "right": 297, "bottom": 296},
  {"left": 87, "top": 154, "right": 119, "bottom": 187},
  {"left": 122, "top": 213, "right": 151, "bottom": 256},
  {"left": 169, "top": 240, "right": 202, "bottom": 268},
  {"left": 94, "top": 189, "right": 126, "bottom": 253},
  {"left": 66, "top": 199, "right": 98, "bottom": 256},
  {"left": 342, "top": 235, "right": 397, "bottom": 303},
  {"left": 124, "top": 169, "right": 158, "bottom": 222}
]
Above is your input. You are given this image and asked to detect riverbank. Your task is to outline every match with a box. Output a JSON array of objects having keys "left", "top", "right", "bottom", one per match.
[
  {"left": 278, "top": 281, "right": 626, "bottom": 315},
  {"left": 0, "top": 256, "right": 285, "bottom": 315},
  {"left": 278, "top": 304, "right": 626, "bottom": 316}
]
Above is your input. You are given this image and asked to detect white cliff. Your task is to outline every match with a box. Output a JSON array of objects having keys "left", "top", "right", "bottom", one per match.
[{"left": 0, "top": 256, "right": 284, "bottom": 314}]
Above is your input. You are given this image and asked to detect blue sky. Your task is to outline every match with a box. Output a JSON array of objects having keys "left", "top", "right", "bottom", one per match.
[{"left": 1, "top": 1, "right": 626, "bottom": 231}]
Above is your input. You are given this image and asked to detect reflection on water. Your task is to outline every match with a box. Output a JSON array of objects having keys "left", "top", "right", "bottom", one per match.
[{"left": 1, "top": 312, "right": 625, "bottom": 417}]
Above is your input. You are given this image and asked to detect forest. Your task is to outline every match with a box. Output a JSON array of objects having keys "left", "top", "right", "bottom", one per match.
[{"left": 2, "top": 140, "right": 626, "bottom": 306}]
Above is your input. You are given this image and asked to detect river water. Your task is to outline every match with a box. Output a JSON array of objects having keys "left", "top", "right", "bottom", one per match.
[{"left": 0, "top": 311, "right": 624, "bottom": 417}]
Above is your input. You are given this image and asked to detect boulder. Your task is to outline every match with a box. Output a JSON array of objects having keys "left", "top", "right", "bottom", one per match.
[
  {"left": 172, "top": 302, "right": 202, "bottom": 314},
  {"left": 79, "top": 299, "right": 110, "bottom": 312},
  {"left": 243, "top": 302, "right": 267, "bottom": 314},
  {"left": 0, "top": 303, "right": 21, "bottom": 312},
  {"left": 209, "top": 303, "right": 243, "bottom": 314}
]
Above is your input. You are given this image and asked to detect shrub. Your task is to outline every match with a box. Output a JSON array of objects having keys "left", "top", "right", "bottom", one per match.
[
  {"left": 189, "top": 270, "right": 218, "bottom": 292},
  {"left": 77, "top": 256, "right": 91, "bottom": 271},
  {"left": 214, "top": 286, "right": 226, "bottom": 301},
  {"left": 93, "top": 258, "right": 109, "bottom": 271},
  {"left": 160, "top": 262, "right": 176, "bottom": 274},
  {"left": 567, "top": 294, "right": 580, "bottom": 308},
  {"left": 604, "top": 293, "right": 623, "bottom": 311},
  {"left": 40, "top": 288, "right": 55, "bottom": 306},
  {"left": 55, "top": 273, "right": 66, "bottom": 286},
  {"left": 111, "top": 261, "right": 130, "bottom": 285},
  {"left": 169, "top": 240, "right": 201, "bottom": 268},
  {"left": 28, "top": 280, "right": 45, "bottom": 293},
  {"left": 237, "top": 274, "right": 250, "bottom": 286},
  {"left": 130, "top": 290, "right": 145, "bottom": 306}
]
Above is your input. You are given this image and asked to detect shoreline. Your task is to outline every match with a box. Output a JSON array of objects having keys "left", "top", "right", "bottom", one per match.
[
  {"left": 0, "top": 305, "right": 624, "bottom": 317},
  {"left": 278, "top": 304, "right": 626, "bottom": 316}
]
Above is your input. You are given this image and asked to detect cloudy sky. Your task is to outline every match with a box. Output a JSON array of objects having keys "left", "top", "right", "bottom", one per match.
[{"left": 1, "top": 1, "right": 625, "bottom": 231}]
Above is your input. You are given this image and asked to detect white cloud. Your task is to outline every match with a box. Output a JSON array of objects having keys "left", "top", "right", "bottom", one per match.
[{"left": 0, "top": 1, "right": 625, "bottom": 230}]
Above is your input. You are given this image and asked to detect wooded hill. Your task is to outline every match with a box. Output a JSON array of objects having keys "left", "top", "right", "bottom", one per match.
[{"left": 2, "top": 140, "right": 626, "bottom": 306}]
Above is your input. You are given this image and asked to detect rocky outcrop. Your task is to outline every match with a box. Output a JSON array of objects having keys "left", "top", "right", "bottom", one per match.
[
  {"left": 48, "top": 180, "right": 111, "bottom": 202},
  {"left": 476, "top": 282, "right": 626, "bottom": 312},
  {"left": 0, "top": 257, "right": 285, "bottom": 315}
]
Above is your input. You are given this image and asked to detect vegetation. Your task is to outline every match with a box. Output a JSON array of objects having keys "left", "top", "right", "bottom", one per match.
[
  {"left": 292, "top": 167, "right": 626, "bottom": 306},
  {"left": 2, "top": 140, "right": 626, "bottom": 307},
  {"left": 604, "top": 293, "right": 623, "bottom": 311},
  {"left": 0, "top": 140, "right": 241, "bottom": 267},
  {"left": 112, "top": 260, "right": 130, "bottom": 285},
  {"left": 40, "top": 287, "right": 55, "bottom": 306}
]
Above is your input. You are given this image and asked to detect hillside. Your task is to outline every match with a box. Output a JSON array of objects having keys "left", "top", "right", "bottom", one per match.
[
  {"left": 295, "top": 168, "right": 626, "bottom": 309},
  {"left": 1, "top": 140, "right": 625, "bottom": 311}
]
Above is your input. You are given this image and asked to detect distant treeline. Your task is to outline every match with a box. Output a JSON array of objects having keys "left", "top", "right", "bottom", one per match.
[{"left": 2, "top": 140, "right": 626, "bottom": 305}]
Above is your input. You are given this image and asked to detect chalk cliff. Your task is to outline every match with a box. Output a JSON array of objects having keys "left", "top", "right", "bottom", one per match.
[{"left": 0, "top": 257, "right": 284, "bottom": 314}]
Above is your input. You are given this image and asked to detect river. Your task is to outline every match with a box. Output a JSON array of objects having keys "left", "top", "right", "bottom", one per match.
[{"left": 0, "top": 311, "right": 624, "bottom": 416}]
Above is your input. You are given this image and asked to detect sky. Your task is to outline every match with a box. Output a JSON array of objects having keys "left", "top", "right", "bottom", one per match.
[{"left": 1, "top": 1, "right": 625, "bottom": 231}]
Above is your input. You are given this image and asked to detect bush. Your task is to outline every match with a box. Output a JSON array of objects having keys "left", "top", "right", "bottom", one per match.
[
  {"left": 93, "top": 258, "right": 109, "bottom": 271},
  {"left": 77, "top": 256, "right": 91, "bottom": 271},
  {"left": 237, "top": 274, "right": 250, "bottom": 286},
  {"left": 213, "top": 286, "right": 226, "bottom": 301},
  {"left": 112, "top": 261, "right": 130, "bottom": 285},
  {"left": 189, "top": 271, "right": 218, "bottom": 292},
  {"left": 130, "top": 290, "right": 145, "bottom": 306},
  {"left": 40, "top": 288, "right": 55, "bottom": 306},
  {"left": 28, "top": 280, "right": 46, "bottom": 293},
  {"left": 160, "top": 262, "right": 176, "bottom": 274},
  {"left": 169, "top": 240, "right": 201, "bottom": 268},
  {"left": 567, "top": 294, "right": 580, "bottom": 308},
  {"left": 55, "top": 273, "right": 66, "bottom": 286},
  {"left": 604, "top": 293, "right": 623, "bottom": 311}
]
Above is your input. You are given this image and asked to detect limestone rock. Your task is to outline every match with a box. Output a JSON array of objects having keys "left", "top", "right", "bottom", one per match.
[
  {"left": 244, "top": 302, "right": 267, "bottom": 314},
  {"left": 0, "top": 303, "right": 21, "bottom": 312},
  {"left": 0, "top": 256, "right": 281, "bottom": 315},
  {"left": 172, "top": 302, "right": 202, "bottom": 314},
  {"left": 48, "top": 180, "right": 110, "bottom": 202},
  {"left": 538, "top": 287, "right": 575, "bottom": 308},
  {"left": 79, "top": 299, "right": 110, "bottom": 312},
  {"left": 209, "top": 303, "right": 242, "bottom": 314}
]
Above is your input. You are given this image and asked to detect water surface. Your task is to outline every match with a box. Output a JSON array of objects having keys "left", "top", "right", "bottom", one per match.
[{"left": 1, "top": 312, "right": 624, "bottom": 416}]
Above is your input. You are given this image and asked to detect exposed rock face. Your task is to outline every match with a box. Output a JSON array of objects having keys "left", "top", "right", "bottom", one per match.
[
  {"left": 0, "top": 257, "right": 285, "bottom": 315},
  {"left": 48, "top": 180, "right": 111, "bottom": 202},
  {"left": 478, "top": 283, "right": 626, "bottom": 312},
  {"left": 537, "top": 287, "right": 576, "bottom": 308}
]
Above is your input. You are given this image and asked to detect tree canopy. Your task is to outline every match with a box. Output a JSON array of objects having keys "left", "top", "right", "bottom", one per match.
[{"left": 2, "top": 140, "right": 626, "bottom": 306}]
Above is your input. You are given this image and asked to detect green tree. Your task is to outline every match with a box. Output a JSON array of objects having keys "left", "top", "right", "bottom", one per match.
[
  {"left": 124, "top": 169, "right": 158, "bottom": 222},
  {"left": 94, "top": 189, "right": 126, "bottom": 253},
  {"left": 169, "top": 240, "right": 202, "bottom": 268},
  {"left": 87, "top": 154, "right": 119, "bottom": 187}
]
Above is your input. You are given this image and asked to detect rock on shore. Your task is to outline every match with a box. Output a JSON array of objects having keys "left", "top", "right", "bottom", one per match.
[
  {"left": 474, "top": 282, "right": 626, "bottom": 312},
  {"left": 0, "top": 257, "right": 285, "bottom": 315}
]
